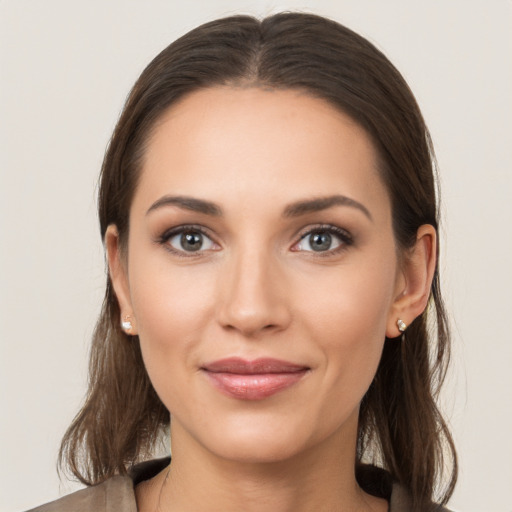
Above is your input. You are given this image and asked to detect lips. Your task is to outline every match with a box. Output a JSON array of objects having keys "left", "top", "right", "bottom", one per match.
[{"left": 201, "top": 357, "right": 310, "bottom": 400}]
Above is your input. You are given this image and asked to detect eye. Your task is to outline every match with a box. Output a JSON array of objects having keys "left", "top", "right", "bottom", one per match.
[
  {"left": 293, "top": 226, "right": 352, "bottom": 253},
  {"left": 162, "top": 227, "right": 217, "bottom": 254}
]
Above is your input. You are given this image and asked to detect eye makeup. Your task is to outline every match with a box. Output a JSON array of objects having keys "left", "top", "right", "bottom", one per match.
[{"left": 154, "top": 221, "right": 354, "bottom": 260}]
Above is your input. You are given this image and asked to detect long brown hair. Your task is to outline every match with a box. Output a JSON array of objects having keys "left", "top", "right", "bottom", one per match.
[{"left": 59, "top": 12, "right": 457, "bottom": 508}]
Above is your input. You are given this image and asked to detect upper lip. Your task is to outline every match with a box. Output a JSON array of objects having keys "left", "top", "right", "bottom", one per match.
[{"left": 201, "top": 357, "right": 309, "bottom": 374}]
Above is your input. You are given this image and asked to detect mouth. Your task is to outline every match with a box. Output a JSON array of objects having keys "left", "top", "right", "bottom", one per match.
[{"left": 201, "top": 357, "right": 310, "bottom": 400}]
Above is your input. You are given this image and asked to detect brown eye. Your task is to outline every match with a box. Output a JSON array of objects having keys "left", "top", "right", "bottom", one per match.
[{"left": 167, "top": 229, "right": 216, "bottom": 253}]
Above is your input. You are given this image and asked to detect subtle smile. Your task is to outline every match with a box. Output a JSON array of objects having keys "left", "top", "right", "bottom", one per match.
[{"left": 201, "top": 357, "right": 310, "bottom": 400}]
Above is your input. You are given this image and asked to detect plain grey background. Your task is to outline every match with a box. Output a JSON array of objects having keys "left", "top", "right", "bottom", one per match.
[{"left": 1, "top": 1, "right": 511, "bottom": 511}]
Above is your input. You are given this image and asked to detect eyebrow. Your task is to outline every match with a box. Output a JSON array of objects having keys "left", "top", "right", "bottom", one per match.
[
  {"left": 146, "top": 194, "right": 372, "bottom": 221},
  {"left": 283, "top": 195, "right": 372, "bottom": 221},
  {"left": 146, "top": 195, "right": 222, "bottom": 216}
]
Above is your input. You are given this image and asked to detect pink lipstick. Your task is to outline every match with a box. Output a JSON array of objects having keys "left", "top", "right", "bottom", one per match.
[{"left": 201, "top": 357, "right": 309, "bottom": 400}]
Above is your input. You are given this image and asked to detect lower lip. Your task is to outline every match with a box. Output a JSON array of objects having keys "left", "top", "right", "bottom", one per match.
[{"left": 204, "top": 370, "right": 308, "bottom": 400}]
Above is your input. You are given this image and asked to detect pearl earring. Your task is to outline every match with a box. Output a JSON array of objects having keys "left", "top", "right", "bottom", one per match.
[
  {"left": 121, "top": 316, "right": 133, "bottom": 332},
  {"left": 397, "top": 319, "right": 407, "bottom": 333}
]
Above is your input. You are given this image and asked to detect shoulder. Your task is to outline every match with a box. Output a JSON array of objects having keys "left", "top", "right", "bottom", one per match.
[
  {"left": 390, "top": 482, "right": 454, "bottom": 512},
  {"left": 24, "top": 458, "right": 170, "bottom": 512},
  {"left": 24, "top": 475, "right": 137, "bottom": 512},
  {"left": 357, "top": 464, "right": 453, "bottom": 512}
]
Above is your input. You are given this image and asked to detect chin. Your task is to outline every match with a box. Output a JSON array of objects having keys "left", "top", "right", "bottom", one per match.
[
  {"left": 211, "top": 435, "right": 306, "bottom": 464},
  {"left": 188, "top": 412, "right": 325, "bottom": 465}
]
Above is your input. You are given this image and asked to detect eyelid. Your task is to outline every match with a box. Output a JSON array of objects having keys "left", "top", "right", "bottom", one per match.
[
  {"left": 155, "top": 222, "right": 353, "bottom": 257},
  {"left": 157, "top": 224, "right": 220, "bottom": 256},
  {"left": 291, "top": 224, "right": 353, "bottom": 254}
]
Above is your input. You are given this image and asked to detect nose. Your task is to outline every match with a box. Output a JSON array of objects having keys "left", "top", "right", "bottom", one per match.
[{"left": 216, "top": 246, "right": 292, "bottom": 338}]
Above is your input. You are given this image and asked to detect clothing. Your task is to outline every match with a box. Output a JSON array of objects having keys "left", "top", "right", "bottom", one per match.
[{"left": 26, "top": 457, "right": 451, "bottom": 512}]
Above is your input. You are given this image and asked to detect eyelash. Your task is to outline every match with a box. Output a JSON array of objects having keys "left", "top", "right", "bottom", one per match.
[
  {"left": 293, "top": 224, "right": 354, "bottom": 257},
  {"left": 157, "top": 224, "right": 216, "bottom": 258},
  {"left": 156, "top": 223, "right": 354, "bottom": 258}
]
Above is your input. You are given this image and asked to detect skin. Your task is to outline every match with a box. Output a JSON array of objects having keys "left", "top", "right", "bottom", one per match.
[{"left": 107, "top": 87, "right": 436, "bottom": 512}]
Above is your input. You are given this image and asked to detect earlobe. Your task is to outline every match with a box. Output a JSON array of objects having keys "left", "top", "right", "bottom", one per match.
[
  {"left": 386, "top": 224, "right": 437, "bottom": 338},
  {"left": 105, "top": 225, "right": 138, "bottom": 335},
  {"left": 121, "top": 315, "right": 136, "bottom": 335}
]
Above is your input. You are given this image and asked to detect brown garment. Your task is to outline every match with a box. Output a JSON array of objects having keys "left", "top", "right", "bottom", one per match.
[{"left": 26, "top": 458, "right": 451, "bottom": 512}]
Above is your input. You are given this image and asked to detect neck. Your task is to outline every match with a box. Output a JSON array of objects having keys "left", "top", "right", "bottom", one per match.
[{"left": 143, "top": 415, "right": 387, "bottom": 512}]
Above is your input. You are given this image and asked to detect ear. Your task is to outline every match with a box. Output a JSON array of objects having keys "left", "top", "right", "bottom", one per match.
[
  {"left": 105, "top": 224, "right": 138, "bottom": 335},
  {"left": 386, "top": 224, "right": 437, "bottom": 338}
]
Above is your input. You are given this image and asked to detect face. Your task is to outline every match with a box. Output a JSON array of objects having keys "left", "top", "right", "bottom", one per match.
[{"left": 109, "top": 87, "right": 408, "bottom": 464}]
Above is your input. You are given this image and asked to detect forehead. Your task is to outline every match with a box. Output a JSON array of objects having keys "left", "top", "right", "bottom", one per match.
[{"left": 133, "top": 86, "right": 389, "bottom": 219}]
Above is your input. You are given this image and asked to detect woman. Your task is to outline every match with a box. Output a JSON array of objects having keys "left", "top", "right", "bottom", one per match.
[{"left": 29, "top": 12, "right": 457, "bottom": 512}]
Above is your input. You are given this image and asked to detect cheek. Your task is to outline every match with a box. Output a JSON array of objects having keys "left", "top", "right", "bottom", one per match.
[
  {"left": 127, "top": 254, "right": 217, "bottom": 399},
  {"left": 295, "top": 256, "right": 396, "bottom": 393},
  {"left": 297, "top": 253, "right": 396, "bottom": 337},
  {"left": 130, "top": 247, "right": 216, "bottom": 333}
]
